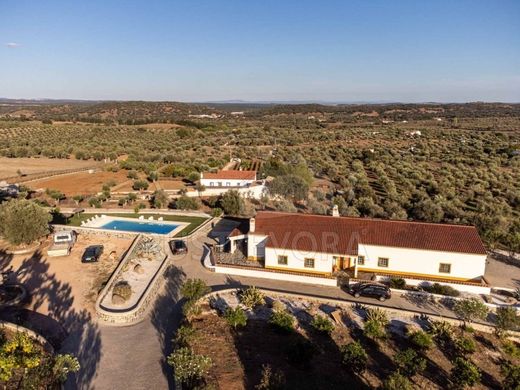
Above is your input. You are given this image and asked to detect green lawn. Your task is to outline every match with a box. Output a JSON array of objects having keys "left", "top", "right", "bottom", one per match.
[{"left": 54, "top": 212, "right": 208, "bottom": 237}]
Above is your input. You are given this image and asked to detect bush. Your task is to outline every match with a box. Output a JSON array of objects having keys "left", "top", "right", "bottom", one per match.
[
  {"left": 210, "top": 207, "right": 223, "bottom": 217},
  {"left": 501, "top": 360, "right": 520, "bottom": 390},
  {"left": 0, "top": 199, "right": 51, "bottom": 245},
  {"left": 394, "top": 348, "right": 426, "bottom": 377},
  {"left": 224, "top": 307, "right": 247, "bottom": 329},
  {"left": 182, "top": 299, "right": 202, "bottom": 319},
  {"left": 502, "top": 340, "right": 520, "bottom": 359},
  {"left": 112, "top": 281, "right": 132, "bottom": 301},
  {"left": 221, "top": 190, "right": 245, "bottom": 216},
  {"left": 269, "top": 310, "right": 295, "bottom": 333},
  {"left": 167, "top": 347, "right": 212, "bottom": 388},
  {"left": 132, "top": 179, "right": 149, "bottom": 191},
  {"left": 382, "top": 372, "right": 413, "bottom": 390},
  {"left": 495, "top": 306, "right": 520, "bottom": 336},
  {"left": 453, "top": 298, "right": 489, "bottom": 326},
  {"left": 239, "top": 286, "right": 265, "bottom": 310},
  {"left": 450, "top": 357, "right": 481, "bottom": 389},
  {"left": 454, "top": 335, "right": 476, "bottom": 356},
  {"left": 175, "top": 196, "right": 200, "bottom": 210},
  {"left": 173, "top": 324, "right": 196, "bottom": 348},
  {"left": 311, "top": 315, "right": 334, "bottom": 334},
  {"left": 428, "top": 320, "right": 455, "bottom": 345},
  {"left": 408, "top": 330, "right": 433, "bottom": 350},
  {"left": 255, "top": 364, "right": 286, "bottom": 390},
  {"left": 389, "top": 278, "right": 406, "bottom": 289},
  {"left": 363, "top": 307, "right": 389, "bottom": 340},
  {"left": 271, "top": 300, "right": 285, "bottom": 313},
  {"left": 341, "top": 341, "right": 368, "bottom": 374},
  {"left": 365, "top": 307, "right": 389, "bottom": 326},
  {"left": 181, "top": 279, "right": 210, "bottom": 301},
  {"left": 422, "top": 283, "right": 460, "bottom": 297}
]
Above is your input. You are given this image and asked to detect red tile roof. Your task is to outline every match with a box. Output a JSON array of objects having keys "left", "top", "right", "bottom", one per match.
[
  {"left": 252, "top": 211, "right": 487, "bottom": 255},
  {"left": 202, "top": 170, "right": 256, "bottom": 180}
]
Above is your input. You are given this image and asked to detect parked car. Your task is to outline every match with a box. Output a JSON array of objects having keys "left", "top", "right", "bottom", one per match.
[
  {"left": 348, "top": 282, "right": 391, "bottom": 302},
  {"left": 81, "top": 245, "right": 104, "bottom": 263},
  {"left": 169, "top": 240, "right": 188, "bottom": 255}
]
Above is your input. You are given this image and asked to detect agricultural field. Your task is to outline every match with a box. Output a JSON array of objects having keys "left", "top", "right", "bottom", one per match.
[
  {"left": 27, "top": 169, "right": 130, "bottom": 196},
  {"left": 1, "top": 101, "right": 519, "bottom": 251},
  {"left": 0, "top": 156, "right": 97, "bottom": 180}
]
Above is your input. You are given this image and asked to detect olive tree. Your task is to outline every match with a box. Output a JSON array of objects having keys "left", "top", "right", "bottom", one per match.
[{"left": 0, "top": 199, "right": 51, "bottom": 245}]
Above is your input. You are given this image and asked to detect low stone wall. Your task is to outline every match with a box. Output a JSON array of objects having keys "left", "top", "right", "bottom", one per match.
[
  {"left": 375, "top": 275, "right": 492, "bottom": 295},
  {"left": 94, "top": 236, "right": 170, "bottom": 325},
  {"left": 0, "top": 321, "right": 54, "bottom": 353}
]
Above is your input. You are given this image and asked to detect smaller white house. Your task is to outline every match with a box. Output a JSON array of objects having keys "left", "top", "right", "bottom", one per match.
[{"left": 200, "top": 170, "right": 257, "bottom": 188}]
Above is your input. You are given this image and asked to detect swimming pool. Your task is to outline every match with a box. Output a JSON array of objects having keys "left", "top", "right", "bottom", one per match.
[{"left": 101, "top": 220, "right": 179, "bottom": 235}]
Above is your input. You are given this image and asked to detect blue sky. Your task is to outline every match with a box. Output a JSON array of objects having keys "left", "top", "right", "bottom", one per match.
[{"left": 1, "top": 0, "right": 519, "bottom": 102}]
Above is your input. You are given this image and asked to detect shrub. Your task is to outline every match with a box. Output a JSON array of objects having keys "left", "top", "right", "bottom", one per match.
[
  {"left": 167, "top": 347, "right": 212, "bottom": 388},
  {"left": 450, "top": 357, "right": 481, "bottom": 389},
  {"left": 181, "top": 279, "right": 210, "bottom": 301},
  {"left": 382, "top": 372, "right": 413, "bottom": 390},
  {"left": 269, "top": 310, "right": 295, "bottom": 333},
  {"left": 271, "top": 300, "right": 285, "bottom": 313},
  {"left": 365, "top": 307, "right": 389, "bottom": 326},
  {"left": 173, "top": 324, "right": 196, "bottom": 348},
  {"left": 341, "top": 341, "right": 368, "bottom": 374},
  {"left": 240, "top": 286, "right": 265, "bottom": 310},
  {"left": 501, "top": 361, "right": 520, "bottom": 390},
  {"left": 112, "top": 281, "right": 132, "bottom": 301},
  {"left": 502, "top": 340, "right": 520, "bottom": 359},
  {"left": 389, "top": 278, "right": 406, "bottom": 289},
  {"left": 221, "top": 190, "right": 245, "bottom": 216},
  {"left": 255, "top": 364, "right": 286, "bottom": 390},
  {"left": 453, "top": 298, "right": 489, "bottom": 326},
  {"left": 175, "top": 196, "right": 200, "bottom": 210},
  {"left": 454, "top": 336, "right": 476, "bottom": 356},
  {"left": 182, "top": 300, "right": 202, "bottom": 319},
  {"left": 495, "top": 306, "right": 520, "bottom": 336},
  {"left": 364, "top": 319, "right": 387, "bottom": 340},
  {"left": 428, "top": 320, "right": 455, "bottom": 345},
  {"left": 408, "top": 330, "right": 433, "bottom": 350},
  {"left": 210, "top": 207, "right": 223, "bottom": 217},
  {"left": 311, "top": 315, "right": 334, "bottom": 334},
  {"left": 422, "top": 283, "right": 460, "bottom": 297},
  {"left": 394, "top": 348, "right": 426, "bottom": 377},
  {"left": 132, "top": 179, "right": 149, "bottom": 191},
  {"left": 224, "top": 307, "right": 247, "bottom": 329}
]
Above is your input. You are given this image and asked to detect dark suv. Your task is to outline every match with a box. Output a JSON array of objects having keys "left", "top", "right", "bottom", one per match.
[
  {"left": 349, "top": 282, "right": 391, "bottom": 302},
  {"left": 81, "top": 245, "right": 104, "bottom": 263},
  {"left": 169, "top": 240, "right": 188, "bottom": 255}
]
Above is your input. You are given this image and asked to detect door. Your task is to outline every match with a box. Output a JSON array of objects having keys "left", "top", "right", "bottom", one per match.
[{"left": 334, "top": 256, "right": 350, "bottom": 270}]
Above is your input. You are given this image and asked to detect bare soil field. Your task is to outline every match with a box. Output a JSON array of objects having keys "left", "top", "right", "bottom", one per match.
[
  {"left": 28, "top": 169, "right": 129, "bottom": 196},
  {"left": 2, "top": 233, "right": 134, "bottom": 315},
  {"left": 0, "top": 157, "right": 96, "bottom": 180},
  {"left": 156, "top": 180, "right": 186, "bottom": 190}
]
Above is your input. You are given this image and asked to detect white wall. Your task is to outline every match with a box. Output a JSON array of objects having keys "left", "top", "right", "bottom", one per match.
[
  {"left": 200, "top": 178, "right": 255, "bottom": 187},
  {"left": 357, "top": 244, "right": 486, "bottom": 281},
  {"left": 264, "top": 247, "right": 343, "bottom": 274},
  {"left": 247, "top": 233, "right": 268, "bottom": 259},
  {"left": 214, "top": 265, "right": 338, "bottom": 287}
]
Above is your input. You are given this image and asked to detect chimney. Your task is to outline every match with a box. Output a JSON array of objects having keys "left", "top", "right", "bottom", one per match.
[
  {"left": 332, "top": 204, "right": 340, "bottom": 217},
  {"left": 249, "top": 217, "right": 255, "bottom": 233}
]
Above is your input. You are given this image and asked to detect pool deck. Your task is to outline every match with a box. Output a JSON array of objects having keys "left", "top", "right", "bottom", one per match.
[{"left": 82, "top": 215, "right": 189, "bottom": 238}]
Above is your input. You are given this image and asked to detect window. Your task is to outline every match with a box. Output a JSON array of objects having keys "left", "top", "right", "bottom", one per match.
[
  {"left": 278, "top": 255, "right": 288, "bottom": 265},
  {"left": 209, "top": 182, "right": 214, "bottom": 187},
  {"left": 439, "top": 263, "right": 451, "bottom": 274},
  {"left": 218, "top": 182, "right": 222, "bottom": 187},
  {"left": 226, "top": 182, "right": 231, "bottom": 186},
  {"left": 378, "top": 257, "right": 389, "bottom": 268},
  {"left": 357, "top": 256, "right": 365, "bottom": 265},
  {"left": 304, "top": 258, "right": 315, "bottom": 268}
]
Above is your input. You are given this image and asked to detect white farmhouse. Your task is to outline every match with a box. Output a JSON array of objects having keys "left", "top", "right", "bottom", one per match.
[
  {"left": 226, "top": 211, "right": 487, "bottom": 286},
  {"left": 200, "top": 170, "right": 257, "bottom": 188}
]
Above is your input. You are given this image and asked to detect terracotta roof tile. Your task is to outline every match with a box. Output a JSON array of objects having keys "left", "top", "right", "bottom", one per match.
[
  {"left": 253, "top": 211, "right": 487, "bottom": 256},
  {"left": 202, "top": 170, "right": 256, "bottom": 180}
]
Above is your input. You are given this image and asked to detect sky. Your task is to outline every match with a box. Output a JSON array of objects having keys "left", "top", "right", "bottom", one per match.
[{"left": 1, "top": 0, "right": 519, "bottom": 102}]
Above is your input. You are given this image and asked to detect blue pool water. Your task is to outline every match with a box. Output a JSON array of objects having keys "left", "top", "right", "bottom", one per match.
[{"left": 101, "top": 220, "right": 178, "bottom": 235}]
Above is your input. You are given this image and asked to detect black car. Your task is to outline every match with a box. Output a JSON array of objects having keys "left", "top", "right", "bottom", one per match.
[
  {"left": 169, "top": 240, "right": 188, "bottom": 255},
  {"left": 349, "top": 282, "right": 391, "bottom": 302},
  {"left": 81, "top": 245, "right": 104, "bottom": 263}
]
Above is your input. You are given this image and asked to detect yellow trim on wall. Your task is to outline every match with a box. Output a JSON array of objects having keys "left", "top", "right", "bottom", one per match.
[
  {"left": 356, "top": 267, "right": 477, "bottom": 282},
  {"left": 265, "top": 265, "right": 331, "bottom": 276}
]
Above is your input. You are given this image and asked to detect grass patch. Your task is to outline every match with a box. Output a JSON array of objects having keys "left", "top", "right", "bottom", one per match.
[{"left": 54, "top": 212, "right": 208, "bottom": 237}]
